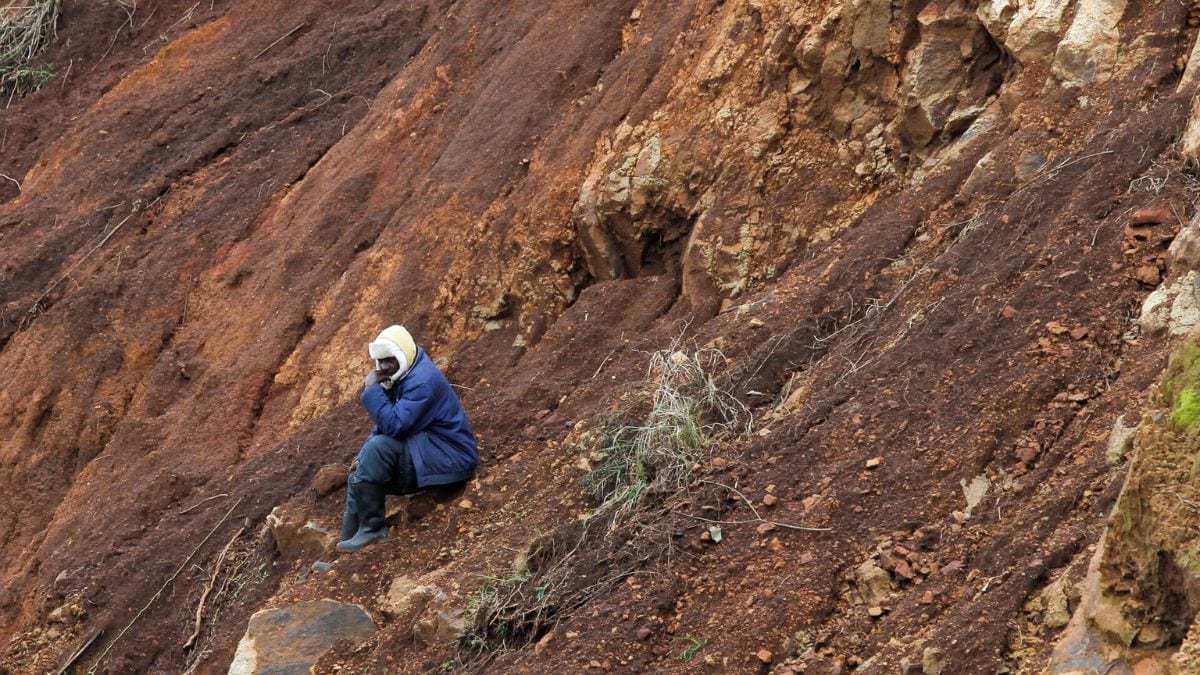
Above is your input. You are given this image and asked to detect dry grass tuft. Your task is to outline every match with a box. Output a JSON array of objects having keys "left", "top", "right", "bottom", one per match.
[
  {"left": 0, "top": 0, "right": 59, "bottom": 97},
  {"left": 583, "top": 340, "right": 749, "bottom": 523},
  {"left": 456, "top": 338, "right": 750, "bottom": 666}
]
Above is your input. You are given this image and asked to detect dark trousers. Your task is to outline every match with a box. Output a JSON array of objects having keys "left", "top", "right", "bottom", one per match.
[{"left": 345, "top": 435, "right": 418, "bottom": 515}]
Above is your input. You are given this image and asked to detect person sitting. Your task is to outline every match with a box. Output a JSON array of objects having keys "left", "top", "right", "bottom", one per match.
[{"left": 337, "top": 325, "right": 478, "bottom": 552}]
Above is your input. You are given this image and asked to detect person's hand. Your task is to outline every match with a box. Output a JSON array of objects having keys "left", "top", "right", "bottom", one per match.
[{"left": 364, "top": 370, "right": 382, "bottom": 388}]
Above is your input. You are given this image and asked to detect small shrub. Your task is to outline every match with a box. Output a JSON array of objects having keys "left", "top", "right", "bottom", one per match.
[
  {"left": 583, "top": 340, "right": 749, "bottom": 522},
  {"left": 461, "top": 572, "right": 530, "bottom": 651},
  {"left": 0, "top": 0, "right": 60, "bottom": 96},
  {"left": 458, "top": 339, "right": 749, "bottom": 663}
]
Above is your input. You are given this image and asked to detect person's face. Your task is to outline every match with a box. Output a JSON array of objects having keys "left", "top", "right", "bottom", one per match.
[{"left": 377, "top": 356, "right": 400, "bottom": 378}]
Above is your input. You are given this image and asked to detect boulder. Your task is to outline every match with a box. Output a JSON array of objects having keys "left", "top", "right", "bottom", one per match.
[
  {"left": 922, "top": 647, "right": 945, "bottom": 675},
  {"left": 1105, "top": 415, "right": 1137, "bottom": 465},
  {"left": 227, "top": 599, "right": 375, "bottom": 675},
  {"left": 901, "top": 0, "right": 995, "bottom": 147},
  {"left": 1041, "top": 577, "right": 1072, "bottom": 629},
  {"left": 266, "top": 506, "right": 337, "bottom": 559},
  {"left": 1002, "top": 0, "right": 1072, "bottom": 63},
  {"left": 1169, "top": 214, "right": 1200, "bottom": 270},
  {"left": 849, "top": 0, "right": 891, "bottom": 59},
  {"left": 1183, "top": 99, "right": 1200, "bottom": 164},
  {"left": 1180, "top": 33, "right": 1200, "bottom": 93}
]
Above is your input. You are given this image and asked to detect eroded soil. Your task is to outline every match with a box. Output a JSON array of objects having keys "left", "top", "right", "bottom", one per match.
[{"left": 3, "top": 0, "right": 1200, "bottom": 673}]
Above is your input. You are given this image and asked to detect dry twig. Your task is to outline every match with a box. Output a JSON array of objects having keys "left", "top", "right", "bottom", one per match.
[
  {"left": 23, "top": 208, "right": 137, "bottom": 327},
  {"left": 692, "top": 480, "right": 833, "bottom": 532},
  {"left": 55, "top": 628, "right": 102, "bottom": 675},
  {"left": 183, "top": 526, "right": 245, "bottom": 652},
  {"left": 179, "top": 493, "right": 229, "bottom": 515},
  {"left": 87, "top": 497, "right": 243, "bottom": 675},
  {"left": 253, "top": 22, "right": 304, "bottom": 59}
]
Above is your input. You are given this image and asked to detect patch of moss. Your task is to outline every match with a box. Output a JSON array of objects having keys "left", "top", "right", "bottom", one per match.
[
  {"left": 1162, "top": 338, "right": 1200, "bottom": 409},
  {"left": 1172, "top": 389, "right": 1200, "bottom": 431},
  {"left": 1158, "top": 338, "right": 1200, "bottom": 432}
]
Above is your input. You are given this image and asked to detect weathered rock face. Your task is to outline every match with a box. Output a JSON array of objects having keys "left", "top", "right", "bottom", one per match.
[
  {"left": 1050, "top": 356, "right": 1200, "bottom": 672},
  {"left": 228, "top": 600, "right": 375, "bottom": 675},
  {"left": 901, "top": 0, "right": 1002, "bottom": 148},
  {"left": 1138, "top": 271, "right": 1200, "bottom": 337},
  {"left": 1052, "top": 0, "right": 1127, "bottom": 87}
]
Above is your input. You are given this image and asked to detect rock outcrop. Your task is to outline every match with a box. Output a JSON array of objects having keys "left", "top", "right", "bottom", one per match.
[{"left": 228, "top": 600, "right": 375, "bottom": 675}]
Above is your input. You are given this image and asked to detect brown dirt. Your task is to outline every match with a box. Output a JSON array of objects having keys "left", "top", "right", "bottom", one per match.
[{"left": 2, "top": 0, "right": 1200, "bottom": 673}]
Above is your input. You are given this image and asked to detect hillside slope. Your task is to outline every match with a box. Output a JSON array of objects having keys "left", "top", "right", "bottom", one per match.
[{"left": 3, "top": 0, "right": 1200, "bottom": 672}]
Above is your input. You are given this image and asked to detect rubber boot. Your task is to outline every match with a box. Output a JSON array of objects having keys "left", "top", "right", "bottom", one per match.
[
  {"left": 340, "top": 510, "right": 358, "bottom": 541},
  {"left": 337, "top": 481, "right": 389, "bottom": 552}
]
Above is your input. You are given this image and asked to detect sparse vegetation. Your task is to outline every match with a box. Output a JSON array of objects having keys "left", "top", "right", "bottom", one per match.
[
  {"left": 1161, "top": 338, "right": 1200, "bottom": 431},
  {"left": 458, "top": 339, "right": 749, "bottom": 665},
  {"left": 460, "top": 571, "right": 533, "bottom": 652},
  {"left": 0, "top": 0, "right": 59, "bottom": 98},
  {"left": 583, "top": 340, "right": 749, "bottom": 523},
  {"left": 677, "top": 635, "right": 706, "bottom": 661}
]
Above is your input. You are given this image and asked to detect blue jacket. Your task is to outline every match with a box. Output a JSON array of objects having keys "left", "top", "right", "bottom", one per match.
[{"left": 360, "top": 348, "right": 478, "bottom": 487}]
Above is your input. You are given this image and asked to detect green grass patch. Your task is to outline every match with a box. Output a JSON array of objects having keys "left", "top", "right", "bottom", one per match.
[{"left": 677, "top": 635, "right": 706, "bottom": 661}]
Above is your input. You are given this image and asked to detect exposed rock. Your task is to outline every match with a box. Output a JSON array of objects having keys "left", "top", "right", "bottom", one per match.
[
  {"left": 901, "top": 0, "right": 999, "bottom": 147},
  {"left": 855, "top": 562, "right": 892, "bottom": 606},
  {"left": 413, "top": 608, "right": 466, "bottom": 647},
  {"left": 921, "top": 647, "right": 945, "bottom": 675},
  {"left": 1168, "top": 213, "right": 1200, "bottom": 270},
  {"left": 266, "top": 506, "right": 337, "bottom": 559},
  {"left": 1052, "top": 0, "right": 1127, "bottom": 87},
  {"left": 1180, "top": 31, "right": 1200, "bottom": 93},
  {"left": 1015, "top": 152, "right": 1047, "bottom": 181},
  {"left": 1131, "top": 206, "right": 1172, "bottom": 226},
  {"left": 1182, "top": 102, "right": 1200, "bottom": 163},
  {"left": 1135, "top": 265, "right": 1162, "bottom": 286},
  {"left": 1136, "top": 271, "right": 1200, "bottom": 336},
  {"left": 310, "top": 465, "right": 347, "bottom": 497},
  {"left": 46, "top": 605, "right": 71, "bottom": 624},
  {"left": 1105, "top": 414, "right": 1137, "bottom": 465},
  {"left": 849, "top": 0, "right": 892, "bottom": 59},
  {"left": 378, "top": 575, "right": 440, "bottom": 620},
  {"left": 960, "top": 150, "right": 1002, "bottom": 197},
  {"left": 1051, "top": 413, "right": 1200, "bottom": 671},
  {"left": 999, "top": 0, "right": 1072, "bottom": 63},
  {"left": 1041, "top": 576, "right": 1072, "bottom": 629},
  {"left": 228, "top": 599, "right": 375, "bottom": 675}
]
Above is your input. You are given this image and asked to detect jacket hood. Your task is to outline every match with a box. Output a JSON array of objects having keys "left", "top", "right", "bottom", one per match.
[{"left": 367, "top": 325, "right": 418, "bottom": 387}]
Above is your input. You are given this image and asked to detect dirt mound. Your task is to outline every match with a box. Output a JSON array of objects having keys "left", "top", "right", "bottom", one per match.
[{"left": 3, "top": 0, "right": 1200, "bottom": 672}]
